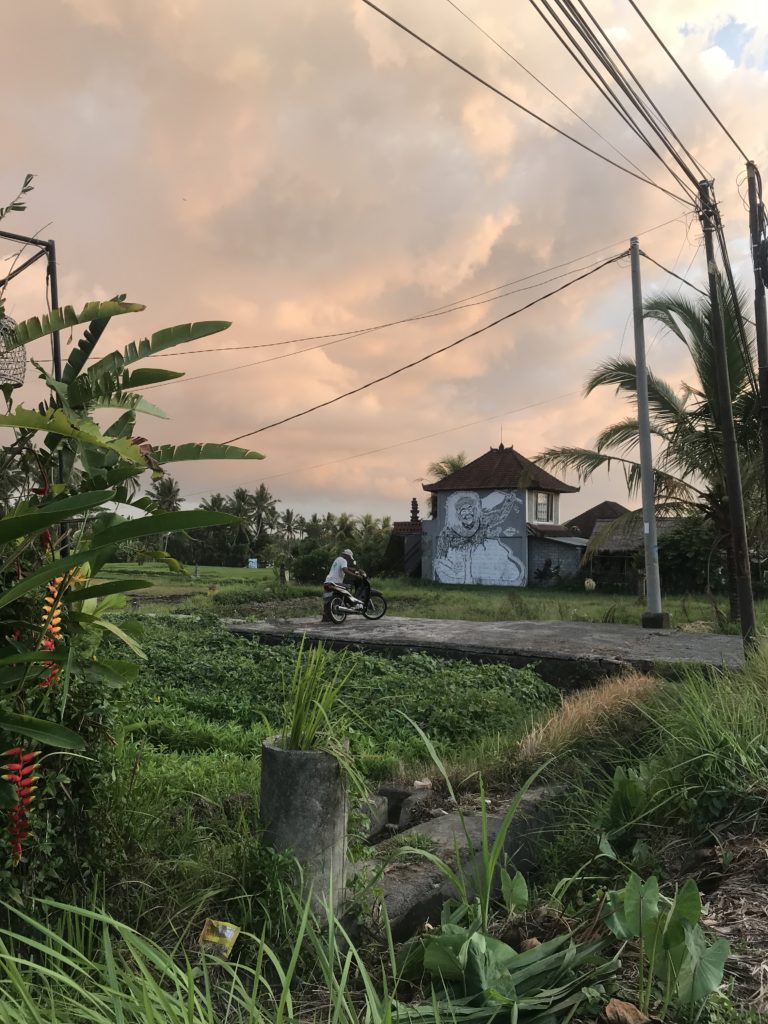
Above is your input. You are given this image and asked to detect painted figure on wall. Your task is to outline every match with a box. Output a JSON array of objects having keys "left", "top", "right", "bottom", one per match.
[{"left": 433, "top": 490, "right": 526, "bottom": 585}]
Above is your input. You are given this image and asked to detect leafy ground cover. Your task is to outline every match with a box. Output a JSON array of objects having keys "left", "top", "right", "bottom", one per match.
[
  {"left": 103, "top": 562, "right": 749, "bottom": 630},
  {"left": 85, "top": 614, "right": 558, "bottom": 931}
]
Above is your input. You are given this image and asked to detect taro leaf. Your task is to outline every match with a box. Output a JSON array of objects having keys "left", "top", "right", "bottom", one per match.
[
  {"left": 81, "top": 659, "right": 140, "bottom": 687},
  {"left": 669, "top": 879, "right": 702, "bottom": 930},
  {"left": 624, "top": 874, "right": 659, "bottom": 938},
  {"left": 423, "top": 930, "right": 470, "bottom": 983},
  {"left": 0, "top": 711, "right": 84, "bottom": 750},
  {"left": 598, "top": 833, "right": 618, "bottom": 861},
  {"left": 675, "top": 925, "right": 729, "bottom": 1006},
  {"left": 395, "top": 937, "right": 426, "bottom": 981},
  {"left": 500, "top": 868, "right": 529, "bottom": 915}
]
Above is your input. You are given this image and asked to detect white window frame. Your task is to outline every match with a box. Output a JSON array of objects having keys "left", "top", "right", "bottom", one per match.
[{"left": 535, "top": 491, "right": 555, "bottom": 523}]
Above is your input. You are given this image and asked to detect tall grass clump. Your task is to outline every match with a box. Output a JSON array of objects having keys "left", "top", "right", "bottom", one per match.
[
  {"left": 517, "top": 671, "right": 661, "bottom": 768},
  {"left": 282, "top": 637, "right": 352, "bottom": 751}
]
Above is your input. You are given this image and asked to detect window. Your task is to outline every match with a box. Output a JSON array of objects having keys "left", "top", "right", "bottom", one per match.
[{"left": 535, "top": 492, "right": 554, "bottom": 522}]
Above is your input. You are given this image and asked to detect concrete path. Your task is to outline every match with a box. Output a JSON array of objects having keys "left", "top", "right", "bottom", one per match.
[{"left": 224, "top": 616, "right": 743, "bottom": 686}]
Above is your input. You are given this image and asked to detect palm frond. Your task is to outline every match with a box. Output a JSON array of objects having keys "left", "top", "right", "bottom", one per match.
[{"left": 584, "top": 357, "right": 687, "bottom": 428}]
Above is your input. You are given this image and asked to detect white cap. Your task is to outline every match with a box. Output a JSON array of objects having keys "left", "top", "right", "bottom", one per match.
[{"left": 342, "top": 548, "right": 354, "bottom": 559}]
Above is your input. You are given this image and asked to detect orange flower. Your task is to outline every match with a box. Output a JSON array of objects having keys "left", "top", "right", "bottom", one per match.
[{"left": 2, "top": 748, "right": 39, "bottom": 865}]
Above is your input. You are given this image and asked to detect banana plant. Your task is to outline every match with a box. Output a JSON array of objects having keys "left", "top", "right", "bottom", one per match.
[{"left": 0, "top": 294, "right": 263, "bottom": 855}]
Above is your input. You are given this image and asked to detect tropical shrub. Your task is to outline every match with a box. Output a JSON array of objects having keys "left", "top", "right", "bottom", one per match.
[{"left": 0, "top": 188, "right": 264, "bottom": 889}]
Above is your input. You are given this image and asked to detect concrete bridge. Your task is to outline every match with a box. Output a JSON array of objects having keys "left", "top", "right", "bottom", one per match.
[{"left": 224, "top": 616, "right": 744, "bottom": 687}]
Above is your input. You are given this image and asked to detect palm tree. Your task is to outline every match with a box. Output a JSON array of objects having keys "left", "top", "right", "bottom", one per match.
[
  {"left": 147, "top": 474, "right": 182, "bottom": 512},
  {"left": 225, "top": 487, "right": 256, "bottom": 550},
  {"left": 279, "top": 507, "right": 297, "bottom": 543},
  {"left": 426, "top": 452, "right": 467, "bottom": 481},
  {"left": 536, "top": 276, "right": 760, "bottom": 621},
  {"left": 305, "top": 513, "right": 324, "bottom": 542},
  {"left": 335, "top": 512, "right": 356, "bottom": 547},
  {"left": 199, "top": 492, "right": 227, "bottom": 513},
  {"left": 251, "top": 483, "right": 278, "bottom": 541}
]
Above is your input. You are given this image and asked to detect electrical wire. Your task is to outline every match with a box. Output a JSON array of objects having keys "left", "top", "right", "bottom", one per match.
[
  {"left": 146, "top": 253, "right": 636, "bottom": 389},
  {"left": 529, "top": 0, "right": 702, "bottom": 201},
  {"left": 626, "top": 0, "right": 750, "bottom": 163},
  {"left": 358, "top": 0, "right": 693, "bottom": 206},
  {"left": 222, "top": 250, "right": 628, "bottom": 444},
  {"left": 146, "top": 212, "right": 690, "bottom": 359},
  {"left": 528, "top": 0, "right": 699, "bottom": 203},
  {"left": 640, "top": 251, "right": 708, "bottom": 298},
  {"left": 187, "top": 390, "right": 582, "bottom": 494},
  {"left": 647, "top": 241, "right": 703, "bottom": 353},
  {"left": 442, "top": 0, "right": 652, "bottom": 183},
  {"left": 570, "top": 0, "right": 709, "bottom": 180}
]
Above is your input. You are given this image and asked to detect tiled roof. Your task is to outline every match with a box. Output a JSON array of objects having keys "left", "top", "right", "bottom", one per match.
[
  {"left": 422, "top": 445, "right": 578, "bottom": 494},
  {"left": 392, "top": 521, "right": 423, "bottom": 535},
  {"left": 564, "top": 500, "right": 630, "bottom": 539},
  {"left": 589, "top": 515, "right": 678, "bottom": 552}
]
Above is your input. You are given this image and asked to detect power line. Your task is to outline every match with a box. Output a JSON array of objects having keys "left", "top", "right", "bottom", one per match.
[
  {"left": 651, "top": 239, "right": 704, "bottom": 352},
  {"left": 626, "top": 0, "right": 750, "bottom": 163},
  {"left": 528, "top": 0, "right": 699, "bottom": 202},
  {"left": 222, "top": 250, "right": 628, "bottom": 444},
  {"left": 640, "top": 251, "right": 707, "bottom": 298},
  {"left": 187, "top": 390, "right": 582, "bottom": 495},
  {"left": 146, "top": 253, "right": 635, "bottom": 389},
  {"left": 146, "top": 212, "right": 689, "bottom": 359},
  {"left": 442, "top": 0, "right": 652, "bottom": 183},
  {"left": 529, "top": 0, "right": 702, "bottom": 200},
  {"left": 358, "top": 0, "right": 693, "bottom": 206}
]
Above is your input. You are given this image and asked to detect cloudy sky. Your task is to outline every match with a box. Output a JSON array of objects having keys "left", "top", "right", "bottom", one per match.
[{"left": 2, "top": 0, "right": 767, "bottom": 522}]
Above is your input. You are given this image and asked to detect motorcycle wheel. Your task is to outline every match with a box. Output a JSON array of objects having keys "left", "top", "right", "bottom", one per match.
[
  {"left": 329, "top": 595, "right": 347, "bottom": 624},
  {"left": 363, "top": 594, "right": 387, "bottom": 620}
]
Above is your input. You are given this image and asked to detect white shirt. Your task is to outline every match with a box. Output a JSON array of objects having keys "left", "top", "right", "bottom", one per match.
[{"left": 325, "top": 556, "right": 348, "bottom": 586}]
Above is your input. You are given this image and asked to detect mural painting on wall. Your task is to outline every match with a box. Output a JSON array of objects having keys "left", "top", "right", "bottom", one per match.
[{"left": 434, "top": 490, "right": 526, "bottom": 585}]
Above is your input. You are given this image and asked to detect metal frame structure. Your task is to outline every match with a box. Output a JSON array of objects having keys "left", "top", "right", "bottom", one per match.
[{"left": 0, "top": 229, "right": 61, "bottom": 381}]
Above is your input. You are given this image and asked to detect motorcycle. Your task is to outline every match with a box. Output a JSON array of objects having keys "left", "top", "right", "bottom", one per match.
[{"left": 327, "top": 574, "right": 387, "bottom": 624}]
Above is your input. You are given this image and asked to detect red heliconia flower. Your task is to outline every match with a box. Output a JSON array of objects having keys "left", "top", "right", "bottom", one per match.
[{"left": 2, "top": 748, "right": 39, "bottom": 866}]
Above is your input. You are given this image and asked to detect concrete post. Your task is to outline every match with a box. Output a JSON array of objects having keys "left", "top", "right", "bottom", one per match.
[
  {"left": 260, "top": 738, "right": 347, "bottom": 917},
  {"left": 630, "top": 237, "right": 669, "bottom": 629}
]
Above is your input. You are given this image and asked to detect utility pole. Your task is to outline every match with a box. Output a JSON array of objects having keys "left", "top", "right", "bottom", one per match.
[
  {"left": 698, "top": 180, "right": 756, "bottom": 645},
  {"left": 630, "top": 237, "right": 668, "bottom": 629},
  {"left": 746, "top": 161, "right": 768, "bottom": 514}
]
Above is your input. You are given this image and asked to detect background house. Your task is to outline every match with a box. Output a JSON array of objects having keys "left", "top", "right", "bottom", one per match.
[{"left": 420, "top": 444, "right": 583, "bottom": 587}]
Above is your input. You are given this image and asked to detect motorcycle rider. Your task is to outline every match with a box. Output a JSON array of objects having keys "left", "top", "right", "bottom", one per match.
[{"left": 321, "top": 548, "right": 367, "bottom": 622}]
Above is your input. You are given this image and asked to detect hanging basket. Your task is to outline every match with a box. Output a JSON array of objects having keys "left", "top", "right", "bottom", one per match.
[{"left": 0, "top": 315, "right": 25, "bottom": 389}]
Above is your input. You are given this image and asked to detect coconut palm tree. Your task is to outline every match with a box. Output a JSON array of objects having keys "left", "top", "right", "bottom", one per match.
[
  {"left": 536, "top": 276, "right": 760, "bottom": 621},
  {"left": 426, "top": 452, "right": 467, "bottom": 481},
  {"left": 147, "top": 474, "right": 182, "bottom": 512},
  {"left": 279, "top": 507, "right": 297, "bottom": 543},
  {"left": 199, "top": 492, "right": 227, "bottom": 513},
  {"left": 251, "top": 483, "right": 278, "bottom": 541}
]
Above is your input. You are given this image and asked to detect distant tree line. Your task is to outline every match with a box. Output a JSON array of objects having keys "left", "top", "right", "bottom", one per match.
[{"left": 115, "top": 476, "right": 395, "bottom": 580}]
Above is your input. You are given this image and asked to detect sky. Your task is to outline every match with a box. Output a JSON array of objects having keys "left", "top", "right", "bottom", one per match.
[{"left": 1, "top": 0, "right": 767, "bottom": 523}]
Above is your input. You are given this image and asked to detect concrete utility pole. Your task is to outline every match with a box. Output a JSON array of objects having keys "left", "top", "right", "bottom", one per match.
[
  {"left": 746, "top": 161, "right": 768, "bottom": 514},
  {"left": 629, "top": 237, "right": 668, "bottom": 629},
  {"left": 697, "top": 180, "right": 756, "bottom": 645}
]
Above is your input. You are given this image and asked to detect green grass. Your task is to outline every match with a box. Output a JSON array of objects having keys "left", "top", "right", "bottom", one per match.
[
  {"left": 83, "top": 615, "right": 558, "bottom": 932},
  {"left": 519, "top": 647, "right": 768, "bottom": 892},
  {"left": 102, "top": 562, "right": 747, "bottom": 630}
]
